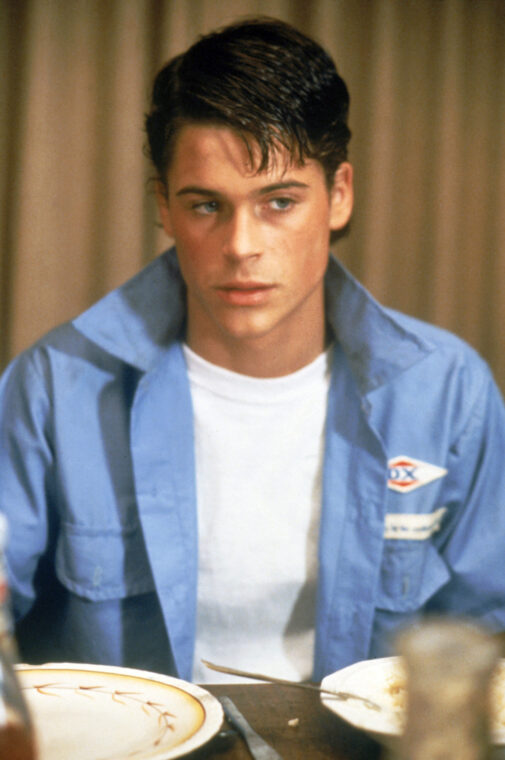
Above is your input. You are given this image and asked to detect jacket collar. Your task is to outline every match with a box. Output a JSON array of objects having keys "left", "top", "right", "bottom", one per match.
[
  {"left": 73, "top": 248, "right": 434, "bottom": 393},
  {"left": 73, "top": 250, "right": 185, "bottom": 372},
  {"left": 324, "top": 257, "right": 434, "bottom": 395}
]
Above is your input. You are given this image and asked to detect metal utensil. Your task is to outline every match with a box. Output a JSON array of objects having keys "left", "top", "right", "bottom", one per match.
[
  {"left": 219, "top": 696, "right": 283, "bottom": 760},
  {"left": 203, "top": 659, "right": 382, "bottom": 711}
]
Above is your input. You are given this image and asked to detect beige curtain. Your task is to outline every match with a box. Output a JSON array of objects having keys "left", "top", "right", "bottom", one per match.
[{"left": 2, "top": 0, "right": 505, "bottom": 389}]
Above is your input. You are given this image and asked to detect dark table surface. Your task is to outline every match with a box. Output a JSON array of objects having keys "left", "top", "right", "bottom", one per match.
[{"left": 186, "top": 683, "right": 383, "bottom": 759}]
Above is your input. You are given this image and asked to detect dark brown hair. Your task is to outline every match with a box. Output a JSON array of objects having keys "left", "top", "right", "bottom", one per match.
[{"left": 145, "top": 17, "right": 351, "bottom": 188}]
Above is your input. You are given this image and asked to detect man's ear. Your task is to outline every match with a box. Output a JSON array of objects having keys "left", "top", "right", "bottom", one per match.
[
  {"left": 155, "top": 180, "right": 174, "bottom": 237},
  {"left": 329, "top": 162, "right": 354, "bottom": 231}
]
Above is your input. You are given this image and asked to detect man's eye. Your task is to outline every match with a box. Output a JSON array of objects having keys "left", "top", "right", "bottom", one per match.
[
  {"left": 269, "top": 197, "right": 294, "bottom": 211},
  {"left": 193, "top": 200, "right": 219, "bottom": 215}
]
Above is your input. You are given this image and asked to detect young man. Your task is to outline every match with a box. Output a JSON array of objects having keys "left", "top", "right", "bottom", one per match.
[{"left": 1, "top": 18, "right": 505, "bottom": 684}]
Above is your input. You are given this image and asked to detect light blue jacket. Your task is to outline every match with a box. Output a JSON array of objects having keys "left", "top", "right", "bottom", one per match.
[{"left": 1, "top": 249, "right": 505, "bottom": 681}]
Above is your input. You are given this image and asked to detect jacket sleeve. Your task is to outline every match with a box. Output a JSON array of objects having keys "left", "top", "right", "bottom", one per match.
[
  {"left": 0, "top": 350, "right": 54, "bottom": 620},
  {"left": 430, "top": 365, "right": 505, "bottom": 629}
]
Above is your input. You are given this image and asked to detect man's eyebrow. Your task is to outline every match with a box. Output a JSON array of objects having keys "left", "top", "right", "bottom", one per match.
[
  {"left": 175, "top": 186, "right": 220, "bottom": 197},
  {"left": 175, "top": 181, "right": 310, "bottom": 198},
  {"left": 257, "top": 181, "right": 309, "bottom": 195}
]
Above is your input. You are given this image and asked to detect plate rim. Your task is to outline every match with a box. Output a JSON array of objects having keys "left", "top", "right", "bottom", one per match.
[{"left": 15, "top": 661, "right": 224, "bottom": 759}]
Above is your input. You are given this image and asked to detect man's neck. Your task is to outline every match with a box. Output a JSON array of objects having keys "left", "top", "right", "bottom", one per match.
[{"left": 185, "top": 323, "right": 329, "bottom": 378}]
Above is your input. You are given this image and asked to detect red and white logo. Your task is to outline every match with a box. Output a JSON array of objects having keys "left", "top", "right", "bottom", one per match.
[{"left": 388, "top": 456, "right": 447, "bottom": 494}]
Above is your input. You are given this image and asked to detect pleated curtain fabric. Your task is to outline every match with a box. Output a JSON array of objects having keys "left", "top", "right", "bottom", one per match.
[{"left": 1, "top": 0, "right": 505, "bottom": 389}]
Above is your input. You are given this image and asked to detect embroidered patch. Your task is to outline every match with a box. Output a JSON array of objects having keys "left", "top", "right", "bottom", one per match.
[
  {"left": 384, "top": 507, "right": 447, "bottom": 540},
  {"left": 388, "top": 456, "right": 447, "bottom": 494}
]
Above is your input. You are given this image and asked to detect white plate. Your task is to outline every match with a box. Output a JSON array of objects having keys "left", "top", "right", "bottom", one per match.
[
  {"left": 16, "top": 662, "right": 224, "bottom": 760},
  {"left": 320, "top": 656, "right": 505, "bottom": 746}
]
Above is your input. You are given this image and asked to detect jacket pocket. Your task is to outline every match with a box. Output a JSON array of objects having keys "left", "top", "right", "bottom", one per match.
[
  {"left": 55, "top": 522, "right": 155, "bottom": 602},
  {"left": 375, "top": 540, "right": 450, "bottom": 613}
]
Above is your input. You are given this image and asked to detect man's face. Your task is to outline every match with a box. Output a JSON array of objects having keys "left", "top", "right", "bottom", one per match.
[{"left": 157, "top": 124, "right": 353, "bottom": 367}]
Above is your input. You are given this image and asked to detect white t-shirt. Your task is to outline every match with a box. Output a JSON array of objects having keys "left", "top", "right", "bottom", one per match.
[{"left": 183, "top": 344, "right": 332, "bottom": 684}]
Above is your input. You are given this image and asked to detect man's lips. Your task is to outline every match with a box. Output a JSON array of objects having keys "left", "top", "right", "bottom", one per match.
[{"left": 215, "top": 282, "right": 277, "bottom": 306}]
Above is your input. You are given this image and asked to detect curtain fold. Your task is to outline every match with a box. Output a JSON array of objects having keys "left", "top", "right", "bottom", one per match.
[{"left": 1, "top": 0, "right": 505, "bottom": 390}]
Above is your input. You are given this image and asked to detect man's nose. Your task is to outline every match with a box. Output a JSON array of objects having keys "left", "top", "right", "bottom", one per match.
[{"left": 223, "top": 208, "right": 261, "bottom": 259}]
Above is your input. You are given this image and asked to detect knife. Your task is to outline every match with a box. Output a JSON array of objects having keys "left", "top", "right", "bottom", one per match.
[{"left": 219, "top": 696, "right": 284, "bottom": 760}]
